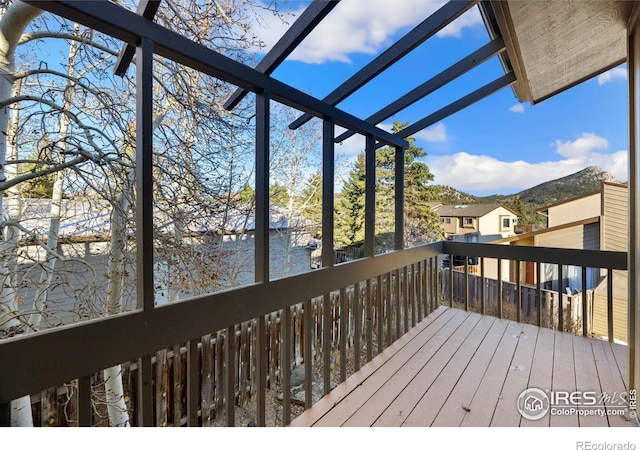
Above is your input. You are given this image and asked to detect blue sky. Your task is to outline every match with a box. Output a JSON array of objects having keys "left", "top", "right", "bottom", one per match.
[{"left": 248, "top": 0, "right": 629, "bottom": 196}]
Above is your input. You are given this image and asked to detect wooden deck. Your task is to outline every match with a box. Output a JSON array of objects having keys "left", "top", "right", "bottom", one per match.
[{"left": 291, "top": 306, "right": 637, "bottom": 427}]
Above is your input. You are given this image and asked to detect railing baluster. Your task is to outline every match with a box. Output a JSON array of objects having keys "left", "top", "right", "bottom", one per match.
[
  {"left": 410, "top": 263, "right": 417, "bottom": 327},
  {"left": 497, "top": 258, "right": 503, "bottom": 319},
  {"left": 403, "top": 267, "right": 409, "bottom": 333},
  {"left": 304, "top": 299, "right": 313, "bottom": 408},
  {"left": 256, "top": 316, "right": 266, "bottom": 425},
  {"left": 558, "top": 264, "right": 564, "bottom": 332},
  {"left": 516, "top": 261, "right": 521, "bottom": 323},
  {"left": 0, "top": 402, "right": 9, "bottom": 427},
  {"left": 536, "top": 261, "right": 542, "bottom": 327},
  {"left": 464, "top": 258, "right": 469, "bottom": 312},
  {"left": 225, "top": 325, "right": 235, "bottom": 426},
  {"left": 386, "top": 272, "right": 392, "bottom": 346},
  {"left": 376, "top": 275, "right": 383, "bottom": 354},
  {"left": 281, "top": 306, "right": 292, "bottom": 425},
  {"left": 416, "top": 263, "right": 422, "bottom": 321},
  {"left": 422, "top": 260, "right": 428, "bottom": 315},
  {"left": 186, "top": 339, "right": 198, "bottom": 427},
  {"left": 354, "top": 283, "right": 361, "bottom": 371},
  {"left": 395, "top": 270, "right": 401, "bottom": 339},
  {"left": 138, "top": 354, "right": 153, "bottom": 426},
  {"left": 607, "top": 268, "right": 614, "bottom": 343},
  {"left": 366, "top": 279, "right": 373, "bottom": 362},
  {"left": 323, "top": 293, "right": 332, "bottom": 395},
  {"left": 480, "top": 257, "right": 485, "bottom": 316},
  {"left": 581, "top": 266, "right": 588, "bottom": 336},
  {"left": 448, "top": 255, "right": 453, "bottom": 307},
  {"left": 432, "top": 257, "right": 438, "bottom": 311},
  {"left": 78, "top": 375, "right": 92, "bottom": 427},
  {"left": 339, "top": 287, "right": 347, "bottom": 382}
]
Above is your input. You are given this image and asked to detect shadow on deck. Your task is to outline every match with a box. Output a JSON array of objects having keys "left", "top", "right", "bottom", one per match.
[{"left": 291, "top": 307, "right": 635, "bottom": 427}]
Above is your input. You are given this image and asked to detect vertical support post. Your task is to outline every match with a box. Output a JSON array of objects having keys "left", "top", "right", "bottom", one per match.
[
  {"left": 186, "top": 339, "right": 198, "bottom": 427},
  {"left": 322, "top": 119, "right": 335, "bottom": 396},
  {"left": 536, "top": 262, "right": 542, "bottom": 327},
  {"left": 628, "top": 21, "right": 639, "bottom": 394},
  {"left": 558, "top": 264, "right": 564, "bottom": 332},
  {"left": 135, "top": 40, "right": 154, "bottom": 313},
  {"left": 582, "top": 266, "right": 588, "bottom": 336},
  {"left": 364, "top": 133, "right": 376, "bottom": 257},
  {"left": 394, "top": 145, "right": 404, "bottom": 250},
  {"left": 78, "top": 376, "right": 92, "bottom": 427},
  {"left": 516, "top": 261, "right": 521, "bottom": 323},
  {"left": 254, "top": 91, "right": 270, "bottom": 427},
  {"left": 497, "top": 258, "right": 503, "bottom": 319}
]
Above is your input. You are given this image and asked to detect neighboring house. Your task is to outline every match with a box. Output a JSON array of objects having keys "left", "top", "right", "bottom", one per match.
[
  {"left": 492, "top": 182, "right": 629, "bottom": 342},
  {"left": 13, "top": 199, "right": 318, "bottom": 328},
  {"left": 434, "top": 203, "right": 519, "bottom": 243}
]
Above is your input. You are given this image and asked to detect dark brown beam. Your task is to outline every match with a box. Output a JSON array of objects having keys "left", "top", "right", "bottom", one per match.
[
  {"left": 396, "top": 72, "right": 516, "bottom": 140},
  {"left": 27, "top": 1, "right": 407, "bottom": 148},
  {"left": 289, "top": 0, "right": 477, "bottom": 130},
  {"left": 335, "top": 38, "right": 505, "bottom": 143},
  {"left": 113, "top": 0, "right": 161, "bottom": 76},
  {"left": 224, "top": 0, "right": 340, "bottom": 110}
]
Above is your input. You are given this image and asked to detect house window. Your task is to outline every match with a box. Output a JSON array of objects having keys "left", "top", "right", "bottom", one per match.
[
  {"left": 441, "top": 217, "right": 451, "bottom": 224},
  {"left": 463, "top": 218, "right": 473, "bottom": 226},
  {"left": 502, "top": 217, "right": 511, "bottom": 229}
]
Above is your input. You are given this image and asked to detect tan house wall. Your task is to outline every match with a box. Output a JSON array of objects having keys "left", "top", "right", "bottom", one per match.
[
  {"left": 546, "top": 193, "right": 600, "bottom": 228},
  {"left": 601, "top": 183, "right": 628, "bottom": 252},
  {"left": 534, "top": 222, "right": 600, "bottom": 250},
  {"left": 478, "top": 207, "right": 518, "bottom": 241}
]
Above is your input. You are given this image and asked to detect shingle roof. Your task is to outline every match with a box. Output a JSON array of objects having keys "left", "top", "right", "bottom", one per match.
[{"left": 433, "top": 203, "right": 516, "bottom": 218}]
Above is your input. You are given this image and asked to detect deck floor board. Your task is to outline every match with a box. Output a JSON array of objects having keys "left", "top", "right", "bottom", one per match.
[{"left": 290, "top": 307, "right": 635, "bottom": 427}]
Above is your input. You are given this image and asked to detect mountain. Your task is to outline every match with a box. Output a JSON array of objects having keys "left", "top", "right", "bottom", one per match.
[
  {"left": 430, "top": 166, "right": 621, "bottom": 227},
  {"left": 480, "top": 166, "right": 620, "bottom": 207}
]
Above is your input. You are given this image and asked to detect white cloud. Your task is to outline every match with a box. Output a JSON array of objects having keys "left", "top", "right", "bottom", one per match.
[
  {"left": 250, "top": 1, "right": 483, "bottom": 64},
  {"left": 509, "top": 103, "right": 524, "bottom": 113},
  {"left": 427, "top": 132, "right": 627, "bottom": 194},
  {"left": 597, "top": 67, "right": 627, "bottom": 86},
  {"left": 415, "top": 122, "right": 448, "bottom": 142},
  {"left": 554, "top": 132, "right": 608, "bottom": 158}
]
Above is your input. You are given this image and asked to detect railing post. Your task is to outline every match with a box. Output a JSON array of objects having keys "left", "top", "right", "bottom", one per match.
[
  {"left": 448, "top": 255, "right": 453, "bottom": 308},
  {"left": 394, "top": 145, "right": 404, "bottom": 251},
  {"left": 322, "top": 119, "right": 335, "bottom": 396},
  {"left": 281, "top": 305, "right": 292, "bottom": 425},
  {"left": 464, "top": 258, "right": 469, "bottom": 312},
  {"left": 0, "top": 402, "right": 9, "bottom": 427},
  {"left": 607, "top": 268, "right": 614, "bottom": 342},
  {"left": 339, "top": 287, "right": 348, "bottom": 382},
  {"left": 255, "top": 90, "right": 270, "bottom": 427},
  {"left": 186, "top": 339, "right": 198, "bottom": 427},
  {"left": 78, "top": 375, "right": 92, "bottom": 427}
]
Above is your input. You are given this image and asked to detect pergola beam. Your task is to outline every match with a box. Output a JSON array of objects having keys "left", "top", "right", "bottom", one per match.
[
  {"left": 223, "top": 0, "right": 340, "bottom": 110},
  {"left": 113, "top": 0, "right": 161, "bottom": 76},
  {"left": 289, "top": 0, "right": 478, "bottom": 130},
  {"left": 396, "top": 72, "right": 516, "bottom": 140},
  {"left": 335, "top": 38, "right": 505, "bottom": 143}
]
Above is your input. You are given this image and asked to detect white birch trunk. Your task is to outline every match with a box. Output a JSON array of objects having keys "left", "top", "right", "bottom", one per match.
[{"left": 0, "top": 1, "right": 42, "bottom": 427}]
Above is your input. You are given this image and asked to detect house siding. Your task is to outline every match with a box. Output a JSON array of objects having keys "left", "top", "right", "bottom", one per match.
[
  {"left": 546, "top": 193, "right": 600, "bottom": 228},
  {"left": 601, "top": 183, "right": 628, "bottom": 252}
]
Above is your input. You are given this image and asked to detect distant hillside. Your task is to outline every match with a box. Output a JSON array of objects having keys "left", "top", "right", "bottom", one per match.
[
  {"left": 481, "top": 166, "right": 619, "bottom": 207},
  {"left": 429, "top": 166, "right": 620, "bottom": 227}
]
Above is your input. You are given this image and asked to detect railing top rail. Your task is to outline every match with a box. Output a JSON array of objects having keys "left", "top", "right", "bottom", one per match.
[
  {"left": 25, "top": 1, "right": 408, "bottom": 149},
  {"left": 443, "top": 241, "right": 628, "bottom": 270},
  {"left": 0, "top": 241, "right": 443, "bottom": 403}
]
